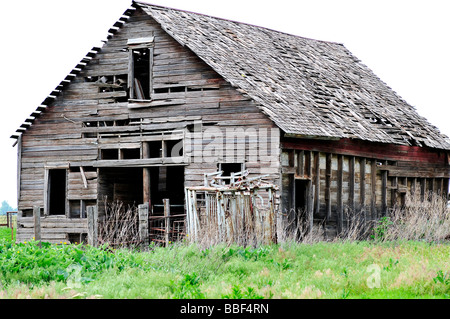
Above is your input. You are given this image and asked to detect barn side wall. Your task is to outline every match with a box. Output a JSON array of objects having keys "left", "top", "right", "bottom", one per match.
[{"left": 281, "top": 137, "right": 450, "bottom": 238}]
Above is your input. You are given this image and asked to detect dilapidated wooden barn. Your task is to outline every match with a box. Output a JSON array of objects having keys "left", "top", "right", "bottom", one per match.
[{"left": 11, "top": 1, "right": 450, "bottom": 244}]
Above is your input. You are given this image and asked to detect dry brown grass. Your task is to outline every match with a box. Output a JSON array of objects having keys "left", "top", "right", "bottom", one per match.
[
  {"left": 97, "top": 200, "right": 141, "bottom": 248},
  {"left": 280, "top": 191, "right": 449, "bottom": 244},
  {"left": 382, "top": 191, "right": 449, "bottom": 242}
]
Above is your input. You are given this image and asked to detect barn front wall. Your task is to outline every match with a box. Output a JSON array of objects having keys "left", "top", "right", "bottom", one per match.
[{"left": 15, "top": 7, "right": 280, "bottom": 244}]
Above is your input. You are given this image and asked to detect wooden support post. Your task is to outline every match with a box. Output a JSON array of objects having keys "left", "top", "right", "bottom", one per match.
[
  {"left": 138, "top": 203, "right": 149, "bottom": 248},
  {"left": 142, "top": 143, "right": 151, "bottom": 208},
  {"left": 411, "top": 177, "right": 417, "bottom": 197},
  {"left": 87, "top": 206, "right": 98, "bottom": 247},
  {"left": 360, "top": 158, "right": 366, "bottom": 209},
  {"left": 314, "top": 152, "right": 320, "bottom": 215},
  {"left": 360, "top": 158, "right": 367, "bottom": 231},
  {"left": 297, "top": 150, "right": 304, "bottom": 176},
  {"left": 381, "top": 160, "right": 388, "bottom": 216},
  {"left": 348, "top": 156, "right": 355, "bottom": 212},
  {"left": 33, "top": 206, "right": 41, "bottom": 247},
  {"left": 391, "top": 176, "right": 398, "bottom": 207},
  {"left": 371, "top": 159, "right": 377, "bottom": 219},
  {"left": 337, "top": 155, "right": 343, "bottom": 235},
  {"left": 163, "top": 199, "right": 171, "bottom": 247},
  {"left": 306, "top": 182, "right": 314, "bottom": 233},
  {"left": 419, "top": 178, "right": 424, "bottom": 201},
  {"left": 325, "top": 153, "right": 332, "bottom": 220},
  {"left": 305, "top": 151, "right": 312, "bottom": 177}
]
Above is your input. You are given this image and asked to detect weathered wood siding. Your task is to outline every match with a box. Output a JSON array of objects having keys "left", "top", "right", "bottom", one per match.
[
  {"left": 16, "top": 8, "right": 279, "bottom": 243},
  {"left": 281, "top": 137, "right": 449, "bottom": 237}
]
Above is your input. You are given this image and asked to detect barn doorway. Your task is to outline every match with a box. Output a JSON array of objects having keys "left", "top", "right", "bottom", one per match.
[
  {"left": 48, "top": 169, "right": 67, "bottom": 215},
  {"left": 295, "top": 179, "right": 309, "bottom": 213},
  {"left": 148, "top": 166, "right": 185, "bottom": 215}
]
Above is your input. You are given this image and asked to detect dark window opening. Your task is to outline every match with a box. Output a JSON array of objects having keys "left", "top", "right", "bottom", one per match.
[
  {"left": 48, "top": 169, "right": 66, "bottom": 215},
  {"left": 101, "top": 149, "right": 119, "bottom": 160},
  {"left": 68, "top": 233, "right": 87, "bottom": 245},
  {"left": 147, "top": 141, "right": 162, "bottom": 158},
  {"left": 165, "top": 140, "right": 183, "bottom": 157},
  {"left": 69, "top": 200, "right": 80, "bottom": 218},
  {"left": 121, "top": 148, "right": 141, "bottom": 159},
  {"left": 154, "top": 88, "right": 169, "bottom": 94},
  {"left": 219, "top": 163, "right": 243, "bottom": 184},
  {"left": 170, "top": 86, "right": 186, "bottom": 93},
  {"left": 131, "top": 48, "right": 150, "bottom": 100},
  {"left": 83, "top": 132, "right": 97, "bottom": 138}
]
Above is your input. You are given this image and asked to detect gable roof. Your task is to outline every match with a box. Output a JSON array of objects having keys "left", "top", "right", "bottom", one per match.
[{"left": 12, "top": 1, "right": 450, "bottom": 151}]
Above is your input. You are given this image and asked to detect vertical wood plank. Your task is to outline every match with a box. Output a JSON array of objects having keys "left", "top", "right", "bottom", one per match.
[
  {"left": 305, "top": 151, "right": 312, "bottom": 177},
  {"left": 149, "top": 46, "right": 154, "bottom": 97},
  {"left": 314, "top": 152, "right": 320, "bottom": 215},
  {"left": 337, "top": 155, "right": 343, "bottom": 234},
  {"left": 128, "top": 49, "right": 135, "bottom": 99},
  {"left": 87, "top": 205, "right": 98, "bottom": 247},
  {"left": 307, "top": 182, "right": 314, "bottom": 233},
  {"left": 391, "top": 176, "right": 398, "bottom": 207},
  {"left": 297, "top": 150, "right": 304, "bottom": 176},
  {"left": 33, "top": 206, "right": 41, "bottom": 247},
  {"left": 371, "top": 159, "right": 377, "bottom": 219},
  {"left": 348, "top": 156, "right": 355, "bottom": 211},
  {"left": 381, "top": 160, "right": 388, "bottom": 216},
  {"left": 142, "top": 142, "right": 151, "bottom": 207},
  {"left": 420, "top": 178, "right": 426, "bottom": 201},
  {"left": 411, "top": 177, "right": 417, "bottom": 196},
  {"left": 163, "top": 198, "right": 171, "bottom": 247},
  {"left": 360, "top": 158, "right": 366, "bottom": 209},
  {"left": 138, "top": 203, "right": 149, "bottom": 248},
  {"left": 360, "top": 158, "right": 366, "bottom": 231},
  {"left": 325, "top": 153, "right": 332, "bottom": 220}
]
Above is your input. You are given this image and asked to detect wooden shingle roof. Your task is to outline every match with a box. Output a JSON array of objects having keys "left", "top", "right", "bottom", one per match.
[
  {"left": 12, "top": 1, "right": 450, "bottom": 152},
  {"left": 136, "top": 1, "right": 450, "bottom": 150}
]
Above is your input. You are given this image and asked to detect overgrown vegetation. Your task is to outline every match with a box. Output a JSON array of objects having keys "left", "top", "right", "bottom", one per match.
[
  {"left": 0, "top": 239, "right": 448, "bottom": 299},
  {"left": 0, "top": 192, "right": 448, "bottom": 299}
]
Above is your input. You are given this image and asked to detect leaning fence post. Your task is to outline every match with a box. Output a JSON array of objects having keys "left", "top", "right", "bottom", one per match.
[
  {"left": 163, "top": 199, "right": 171, "bottom": 247},
  {"left": 138, "top": 203, "right": 149, "bottom": 248},
  {"left": 33, "top": 206, "right": 41, "bottom": 247},
  {"left": 87, "top": 206, "right": 98, "bottom": 247}
]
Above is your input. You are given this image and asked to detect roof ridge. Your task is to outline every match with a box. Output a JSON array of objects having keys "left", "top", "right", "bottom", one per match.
[{"left": 132, "top": 0, "right": 344, "bottom": 46}]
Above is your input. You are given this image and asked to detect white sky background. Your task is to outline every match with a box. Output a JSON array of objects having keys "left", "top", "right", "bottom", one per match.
[{"left": 0, "top": 0, "right": 449, "bottom": 207}]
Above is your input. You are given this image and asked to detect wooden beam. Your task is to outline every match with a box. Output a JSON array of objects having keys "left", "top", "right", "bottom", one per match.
[
  {"left": 282, "top": 138, "right": 446, "bottom": 164},
  {"left": 80, "top": 166, "right": 88, "bottom": 188}
]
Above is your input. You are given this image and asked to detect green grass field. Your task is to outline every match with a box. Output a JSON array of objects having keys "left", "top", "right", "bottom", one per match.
[{"left": 0, "top": 233, "right": 448, "bottom": 299}]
